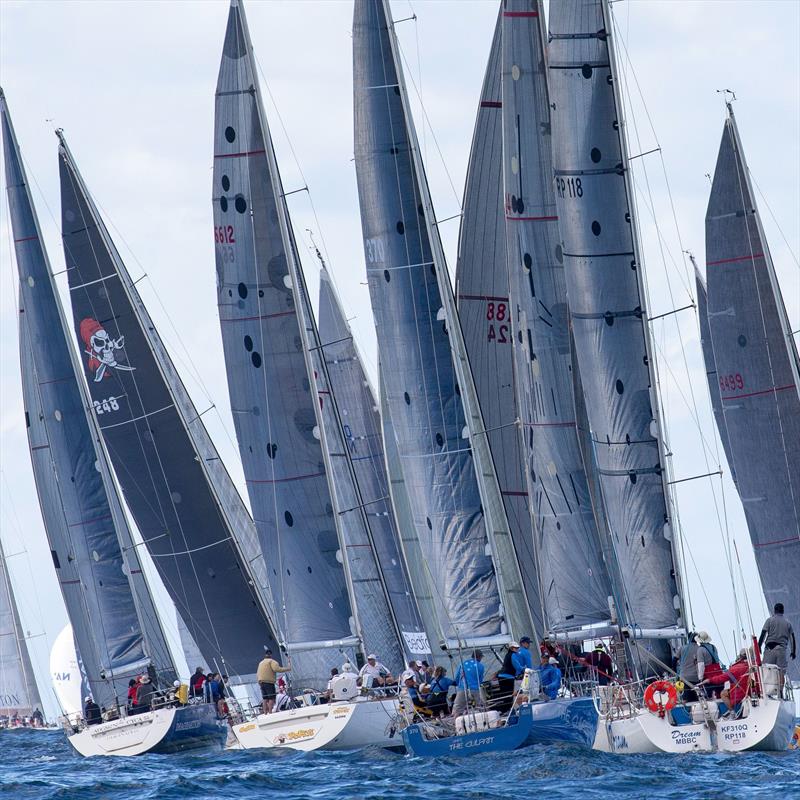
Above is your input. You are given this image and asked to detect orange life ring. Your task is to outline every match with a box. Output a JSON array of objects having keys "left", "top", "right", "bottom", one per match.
[{"left": 644, "top": 680, "right": 678, "bottom": 713}]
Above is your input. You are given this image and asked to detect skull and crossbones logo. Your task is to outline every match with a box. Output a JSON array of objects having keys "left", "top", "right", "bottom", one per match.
[{"left": 79, "top": 318, "right": 135, "bottom": 382}]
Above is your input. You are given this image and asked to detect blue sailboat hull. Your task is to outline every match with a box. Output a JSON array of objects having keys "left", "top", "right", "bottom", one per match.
[
  {"left": 150, "top": 704, "right": 228, "bottom": 755},
  {"left": 402, "top": 697, "right": 597, "bottom": 757}
]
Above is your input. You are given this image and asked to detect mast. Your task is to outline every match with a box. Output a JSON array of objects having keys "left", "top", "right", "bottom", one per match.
[
  {"left": 212, "top": 0, "right": 360, "bottom": 685},
  {"left": 455, "top": 8, "right": 544, "bottom": 633},
  {"left": 703, "top": 103, "right": 800, "bottom": 682},
  {"left": 2, "top": 90, "right": 178, "bottom": 709},
  {"left": 501, "top": 0, "right": 614, "bottom": 634},
  {"left": 0, "top": 536, "right": 43, "bottom": 719},
  {"left": 353, "top": 0, "right": 535, "bottom": 654},
  {"left": 548, "top": 0, "right": 686, "bottom": 669},
  {"left": 58, "top": 128, "right": 280, "bottom": 686}
]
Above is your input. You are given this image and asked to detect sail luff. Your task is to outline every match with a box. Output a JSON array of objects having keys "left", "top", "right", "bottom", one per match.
[
  {"left": 58, "top": 129, "right": 280, "bottom": 684},
  {"left": 704, "top": 104, "right": 800, "bottom": 682},
  {"left": 455, "top": 9, "right": 544, "bottom": 633},
  {"left": 548, "top": 0, "right": 684, "bottom": 658},
  {"left": 501, "top": 0, "right": 614, "bottom": 633}
]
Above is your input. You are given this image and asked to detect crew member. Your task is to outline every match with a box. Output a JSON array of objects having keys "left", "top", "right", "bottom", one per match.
[
  {"left": 452, "top": 650, "right": 485, "bottom": 716},
  {"left": 84, "top": 697, "right": 101, "bottom": 726},
  {"left": 758, "top": 603, "right": 796, "bottom": 690},
  {"left": 257, "top": 647, "right": 291, "bottom": 714},
  {"left": 497, "top": 642, "right": 523, "bottom": 709},
  {"left": 538, "top": 655, "right": 562, "bottom": 700}
]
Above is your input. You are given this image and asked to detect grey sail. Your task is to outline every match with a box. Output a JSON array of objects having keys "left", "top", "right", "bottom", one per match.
[
  {"left": 704, "top": 105, "right": 800, "bottom": 681},
  {"left": 379, "top": 367, "right": 445, "bottom": 663},
  {"left": 2, "top": 93, "right": 177, "bottom": 710},
  {"left": 212, "top": 0, "right": 356, "bottom": 686},
  {"left": 58, "top": 130, "right": 279, "bottom": 686},
  {"left": 353, "top": 0, "right": 533, "bottom": 650},
  {"left": 455, "top": 9, "right": 543, "bottom": 633},
  {"left": 548, "top": 0, "right": 683, "bottom": 650},
  {"left": 0, "top": 538, "right": 42, "bottom": 719},
  {"left": 695, "top": 267, "right": 737, "bottom": 485},
  {"left": 318, "top": 266, "right": 430, "bottom": 660},
  {"left": 501, "top": 0, "right": 613, "bottom": 633}
]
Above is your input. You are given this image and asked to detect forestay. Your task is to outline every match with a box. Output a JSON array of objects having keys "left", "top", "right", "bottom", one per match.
[
  {"left": 353, "top": 0, "right": 534, "bottom": 649},
  {"left": 58, "top": 131, "right": 279, "bottom": 685},
  {"left": 318, "top": 266, "right": 430, "bottom": 662},
  {"left": 548, "top": 0, "right": 682, "bottom": 646},
  {"left": 0, "top": 538, "right": 42, "bottom": 718},
  {"left": 3, "top": 92, "right": 175, "bottom": 709},
  {"left": 455, "top": 8, "right": 543, "bottom": 633},
  {"left": 704, "top": 105, "right": 800, "bottom": 681},
  {"left": 501, "top": 0, "right": 613, "bottom": 632},
  {"left": 212, "top": 0, "right": 355, "bottom": 685}
]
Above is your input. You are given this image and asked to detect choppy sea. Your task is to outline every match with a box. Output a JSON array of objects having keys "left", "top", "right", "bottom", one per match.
[{"left": 3, "top": 728, "right": 799, "bottom": 800}]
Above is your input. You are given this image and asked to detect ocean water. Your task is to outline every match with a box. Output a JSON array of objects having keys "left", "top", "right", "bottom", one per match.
[{"left": 3, "top": 729, "right": 799, "bottom": 800}]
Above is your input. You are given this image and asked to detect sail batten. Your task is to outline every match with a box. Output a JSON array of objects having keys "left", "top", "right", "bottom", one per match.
[
  {"left": 501, "top": 0, "right": 613, "bottom": 632},
  {"left": 702, "top": 106, "right": 800, "bottom": 682}
]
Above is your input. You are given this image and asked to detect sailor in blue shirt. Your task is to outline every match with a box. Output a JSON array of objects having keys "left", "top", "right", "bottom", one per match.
[
  {"left": 538, "top": 655, "right": 562, "bottom": 700},
  {"left": 517, "top": 636, "right": 534, "bottom": 672},
  {"left": 452, "top": 649, "right": 485, "bottom": 716}
]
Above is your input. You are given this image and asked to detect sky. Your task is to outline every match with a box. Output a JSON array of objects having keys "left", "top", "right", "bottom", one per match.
[{"left": 0, "top": 0, "right": 798, "bottom": 720}]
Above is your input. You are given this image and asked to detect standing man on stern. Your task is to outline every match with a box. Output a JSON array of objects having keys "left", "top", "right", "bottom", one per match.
[
  {"left": 758, "top": 603, "right": 796, "bottom": 691},
  {"left": 257, "top": 647, "right": 291, "bottom": 714}
]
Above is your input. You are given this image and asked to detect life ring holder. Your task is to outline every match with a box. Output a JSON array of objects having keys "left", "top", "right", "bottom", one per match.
[{"left": 643, "top": 680, "right": 678, "bottom": 717}]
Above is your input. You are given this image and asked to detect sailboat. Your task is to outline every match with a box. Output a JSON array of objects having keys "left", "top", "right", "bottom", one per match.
[
  {"left": 2, "top": 90, "right": 227, "bottom": 756},
  {"left": 211, "top": 0, "right": 410, "bottom": 752},
  {"left": 0, "top": 535, "right": 44, "bottom": 729}
]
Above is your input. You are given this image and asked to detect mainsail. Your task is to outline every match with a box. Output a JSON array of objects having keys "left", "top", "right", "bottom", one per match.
[
  {"left": 318, "top": 265, "right": 430, "bottom": 660},
  {"left": 2, "top": 91, "right": 176, "bottom": 709},
  {"left": 703, "top": 104, "right": 800, "bottom": 681},
  {"left": 501, "top": 0, "right": 613, "bottom": 632},
  {"left": 353, "top": 0, "right": 533, "bottom": 650},
  {"left": 0, "top": 537, "right": 42, "bottom": 719},
  {"left": 58, "top": 130, "right": 279, "bottom": 685},
  {"left": 212, "top": 0, "right": 356, "bottom": 684},
  {"left": 548, "top": 0, "right": 683, "bottom": 653},
  {"left": 455, "top": 9, "right": 543, "bottom": 633}
]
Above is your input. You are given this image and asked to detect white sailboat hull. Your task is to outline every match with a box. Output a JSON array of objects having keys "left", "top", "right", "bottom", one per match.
[
  {"left": 231, "top": 697, "right": 401, "bottom": 752},
  {"left": 593, "top": 697, "right": 795, "bottom": 754},
  {"left": 67, "top": 704, "right": 227, "bottom": 757}
]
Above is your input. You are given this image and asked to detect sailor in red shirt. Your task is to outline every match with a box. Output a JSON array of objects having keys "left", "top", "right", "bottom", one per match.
[{"left": 721, "top": 649, "right": 751, "bottom": 708}]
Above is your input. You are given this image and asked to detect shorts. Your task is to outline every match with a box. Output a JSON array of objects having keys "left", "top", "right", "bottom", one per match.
[
  {"left": 763, "top": 644, "right": 788, "bottom": 670},
  {"left": 259, "top": 681, "right": 276, "bottom": 700}
]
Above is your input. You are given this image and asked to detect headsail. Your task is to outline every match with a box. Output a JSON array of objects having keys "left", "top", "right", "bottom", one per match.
[
  {"left": 212, "top": 0, "right": 356, "bottom": 685},
  {"left": 703, "top": 105, "right": 800, "bottom": 680},
  {"left": 318, "top": 265, "right": 430, "bottom": 661},
  {"left": 0, "top": 537, "right": 42, "bottom": 719},
  {"left": 455, "top": 9, "right": 543, "bottom": 633},
  {"left": 353, "top": 0, "right": 534, "bottom": 650},
  {"left": 58, "top": 130, "right": 279, "bottom": 685},
  {"left": 2, "top": 91, "right": 176, "bottom": 708},
  {"left": 501, "top": 0, "right": 613, "bottom": 632},
  {"left": 548, "top": 0, "right": 683, "bottom": 654}
]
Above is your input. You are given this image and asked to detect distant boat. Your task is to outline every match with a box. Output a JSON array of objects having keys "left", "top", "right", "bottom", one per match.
[{"left": 0, "top": 533, "right": 44, "bottom": 728}]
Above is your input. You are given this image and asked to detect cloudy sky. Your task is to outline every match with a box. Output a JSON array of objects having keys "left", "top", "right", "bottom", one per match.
[{"left": 1, "top": 0, "right": 798, "bottom": 718}]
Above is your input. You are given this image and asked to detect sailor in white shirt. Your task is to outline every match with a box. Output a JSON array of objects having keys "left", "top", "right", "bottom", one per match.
[
  {"left": 358, "top": 654, "right": 393, "bottom": 688},
  {"left": 328, "top": 663, "right": 359, "bottom": 701}
]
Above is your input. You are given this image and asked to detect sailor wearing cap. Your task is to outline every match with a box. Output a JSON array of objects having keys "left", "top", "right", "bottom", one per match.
[
  {"left": 359, "top": 654, "right": 393, "bottom": 688},
  {"left": 538, "top": 654, "right": 562, "bottom": 700},
  {"left": 517, "top": 636, "right": 534, "bottom": 672}
]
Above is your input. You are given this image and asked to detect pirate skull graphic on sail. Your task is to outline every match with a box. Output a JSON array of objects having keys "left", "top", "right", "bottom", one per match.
[{"left": 79, "top": 318, "right": 135, "bottom": 382}]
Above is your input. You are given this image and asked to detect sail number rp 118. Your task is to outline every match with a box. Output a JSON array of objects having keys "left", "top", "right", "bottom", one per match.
[
  {"left": 486, "top": 301, "right": 509, "bottom": 344},
  {"left": 555, "top": 177, "right": 583, "bottom": 199}
]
